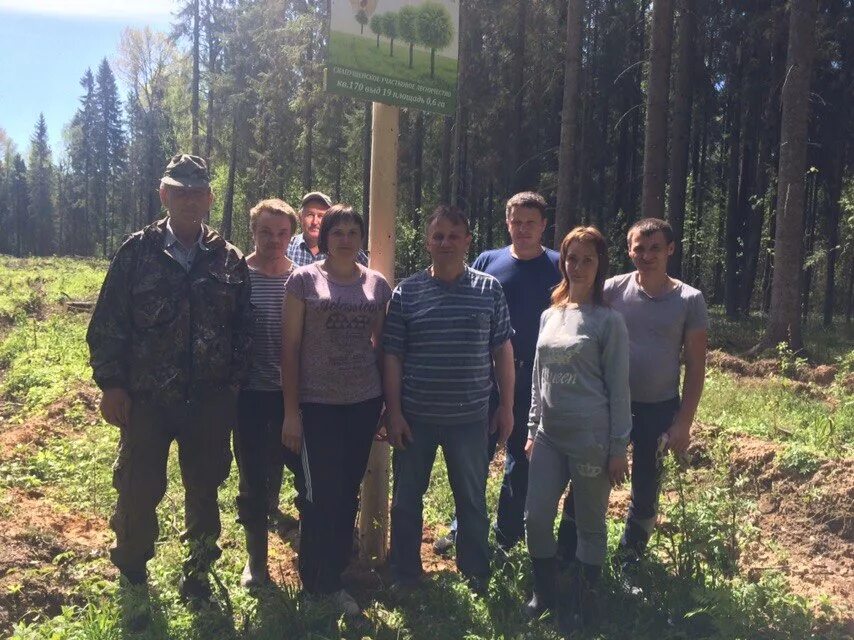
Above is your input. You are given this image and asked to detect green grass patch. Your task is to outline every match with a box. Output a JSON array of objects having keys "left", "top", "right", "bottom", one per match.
[
  {"left": 0, "top": 314, "right": 93, "bottom": 414},
  {"left": 0, "top": 256, "right": 106, "bottom": 324},
  {"left": 1, "top": 257, "right": 851, "bottom": 639},
  {"left": 697, "top": 368, "right": 853, "bottom": 457}
]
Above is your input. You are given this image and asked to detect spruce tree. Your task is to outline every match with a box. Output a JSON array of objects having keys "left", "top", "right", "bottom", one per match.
[{"left": 27, "top": 115, "right": 54, "bottom": 256}]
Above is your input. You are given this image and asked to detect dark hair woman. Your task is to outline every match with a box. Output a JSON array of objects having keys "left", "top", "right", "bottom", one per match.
[
  {"left": 281, "top": 204, "right": 391, "bottom": 617},
  {"left": 523, "top": 226, "right": 631, "bottom": 633}
]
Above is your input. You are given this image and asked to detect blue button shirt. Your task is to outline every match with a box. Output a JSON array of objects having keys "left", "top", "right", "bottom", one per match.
[{"left": 287, "top": 232, "right": 368, "bottom": 267}]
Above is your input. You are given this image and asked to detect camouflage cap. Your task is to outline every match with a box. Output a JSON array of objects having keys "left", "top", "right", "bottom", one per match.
[
  {"left": 161, "top": 154, "right": 210, "bottom": 189},
  {"left": 300, "top": 191, "right": 332, "bottom": 209}
]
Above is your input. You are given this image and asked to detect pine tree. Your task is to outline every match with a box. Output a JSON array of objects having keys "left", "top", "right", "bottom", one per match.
[
  {"left": 67, "top": 69, "right": 98, "bottom": 255},
  {"left": 763, "top": 0, "right": 818, "bottom": 351},
  {"left": 27, "top": 115, "right": 54, "bottom": 256},
  {"left": 94, "top": 59, "right": 126, "bottom": 256},
  {"left": 9, "top": 154, "right": 28, "bottom": 257}
]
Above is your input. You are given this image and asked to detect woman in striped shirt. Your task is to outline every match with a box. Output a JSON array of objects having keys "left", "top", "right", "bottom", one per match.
[{"left": 234, "top": 199, "right": 305, "bottom": 588}]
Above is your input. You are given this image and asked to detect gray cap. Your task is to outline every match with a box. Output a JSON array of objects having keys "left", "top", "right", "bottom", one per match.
[
  {"left": 161, "top": 154, "right": 210, "bottom": 188},
  {"left": 301, "top": 191, "right": 332, "bottom": 209}
]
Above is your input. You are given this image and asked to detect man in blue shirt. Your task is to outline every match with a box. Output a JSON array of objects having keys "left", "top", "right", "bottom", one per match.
[
  {"left": 384, "top": 205, "right": 516, "bottom": 591},
  {"left": 287, "top": 191, "right": 368, "bottom": 266},
  {"left": 433, "top": 192, "right": 560, "bottom": 554}
]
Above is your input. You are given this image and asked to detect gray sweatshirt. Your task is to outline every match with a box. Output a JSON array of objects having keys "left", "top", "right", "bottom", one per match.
[{"left": 528, "top": 304, "right": 632, "bottom": 455}]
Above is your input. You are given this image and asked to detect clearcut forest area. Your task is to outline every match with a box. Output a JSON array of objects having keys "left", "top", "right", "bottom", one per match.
[{"left": 0, "top": 256, "right": 851, "bottom": 639}]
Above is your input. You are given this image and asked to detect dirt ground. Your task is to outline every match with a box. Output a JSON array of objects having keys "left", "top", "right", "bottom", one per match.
[{"left": 0, "top": 372, "right": 852, "bottom": 634}]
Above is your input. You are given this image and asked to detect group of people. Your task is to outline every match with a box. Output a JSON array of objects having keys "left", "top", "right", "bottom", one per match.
[{"left": 86, "top": 153, "right": 707, "bottom": 633}]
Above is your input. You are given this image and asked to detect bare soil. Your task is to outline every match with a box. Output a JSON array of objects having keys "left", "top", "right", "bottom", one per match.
[
  {"left": 0, "top": 382, "right": 852, "bottom": 633},
  {"left": 707, "top": 349, "right": 854, "bottom": 393},
  {"left": 0, "top": 488, "right": 112, "bottom": 632},
  {"left": 692, "top": 424, "right": 854, "bottom": 622}
]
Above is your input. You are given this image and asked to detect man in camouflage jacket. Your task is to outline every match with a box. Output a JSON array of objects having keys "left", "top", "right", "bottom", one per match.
[{"left": 86, "top": 154, "right": 252, "bottom": 617}]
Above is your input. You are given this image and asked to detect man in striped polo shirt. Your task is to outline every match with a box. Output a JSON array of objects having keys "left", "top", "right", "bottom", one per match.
[
  {"left": 287, "top": 191, "right": 368, "bottom": 267},
  {"left": 384, "top": 205, "right": 516, "bottom": 592}
]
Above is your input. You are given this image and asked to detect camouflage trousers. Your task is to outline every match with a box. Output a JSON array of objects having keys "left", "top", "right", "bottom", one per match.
[{"left": 109, "top": 389, "right": 237, "bottom": 577}]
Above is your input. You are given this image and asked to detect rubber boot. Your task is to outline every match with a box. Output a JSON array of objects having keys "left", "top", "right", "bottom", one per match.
[
  {"left": 118, "top": 570, "right": 150, "bottom": 632},
  {"left": 558, "top": 562, "right": 601, "bottom": 635},
  {"left": 240, "top": 527, "right": 269, "bottom": 588},
  {"left": 525, "top": 556, "right": 557, "bottom": 620},
  {"left": 556, "top": 515, "right": 578, "bottom": 570}
]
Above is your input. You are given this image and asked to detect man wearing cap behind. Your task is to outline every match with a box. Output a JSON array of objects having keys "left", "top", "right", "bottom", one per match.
[
  {"left": 86, "top": 154, "right": 252, "bottom": 627},
  {"left": 287, "top": 191, "right": 368, "bottom": 267}
]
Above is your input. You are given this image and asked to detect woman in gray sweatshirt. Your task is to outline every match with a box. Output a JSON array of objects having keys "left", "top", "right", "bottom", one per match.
[{"left": 524, "top": 226, "right": 631, "bottom": 633}]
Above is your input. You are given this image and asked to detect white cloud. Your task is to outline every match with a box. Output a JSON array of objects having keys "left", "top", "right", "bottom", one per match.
[{"left": 0, "top": 0, "right": 175, "bottom": 20}]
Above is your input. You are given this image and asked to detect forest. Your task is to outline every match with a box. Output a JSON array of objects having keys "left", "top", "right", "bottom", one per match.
[
  {"left": 0, "top": 1, "right": 852, "bottom": 639},
  {"left": 0, "top": 0, "right": 851, "bottom": 347}
]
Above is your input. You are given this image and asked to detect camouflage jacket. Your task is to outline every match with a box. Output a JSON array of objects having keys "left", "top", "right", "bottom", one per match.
[{"left": 86, "top": 217, "right": 253, "bottom": 404}]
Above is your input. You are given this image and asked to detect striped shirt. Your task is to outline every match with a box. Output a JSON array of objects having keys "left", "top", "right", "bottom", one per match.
[
  {"left": 287, "top": 232, "right": 369, "bottom": 267},
  {"left": 383, "top": 266, "right": 514, "bottom": 425},
  {"left": 245, "top": 265, "right": 293, "bottom": 390}
]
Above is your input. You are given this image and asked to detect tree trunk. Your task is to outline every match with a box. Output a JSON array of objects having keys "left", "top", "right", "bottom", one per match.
[
  {"left": 554, "top": 0, "right": 584, "bottom": 245},
  {"left": 724, "top": 43, "right": 743, "bottom": 318},
  {"left": 204, "top": 0, "right": 219, "bottom": 162},
  {"left": 362, "top": 102, "right": 372, "bottom": 227},
  {"left": 800, "top": 169, "right": 818, "bottom": 321},
  {"left": 666, "top": 0, "right": 695, "bottom": 278},
  {"left": 440, "top": 116, "right": 452, "bottom": 203},
  {"left": 640, "top": 0, "right": 675, "bottom": 219},
  {"left": 846, "top": 253, "right": 854, "bottom": 324},
  {"left": 222, "top": 109, "right": 239, "bottom": 240},
  {"left": 302, "top": 37, "right": 314, "bottom": 192},
  {"left": 191, "top": 0, "right": 201, "bottom": 155},
  {"left": 509, "top": 0, "right": 527, "bottom": 193},
  {"left": 823, "top": 140, "right": 843, "bottom": 326},
  {"left": 451, "top": 2, "right": 469, "bottom": 207},
  {"left": 413, "top": 110, "right": 424, "bottom": 223},
  {"left": 762, "top": 0, "right": 817, "bottom": 352}
]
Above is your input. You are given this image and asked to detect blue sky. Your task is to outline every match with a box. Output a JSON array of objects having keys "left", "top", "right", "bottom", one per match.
[{"left": 0, "top": 1, "right": 173, "bottom": 156}]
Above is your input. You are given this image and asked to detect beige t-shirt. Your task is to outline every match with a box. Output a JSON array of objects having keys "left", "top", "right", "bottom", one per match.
[{"left": 285, "top": 262, "right": 391, "bottom": 405}]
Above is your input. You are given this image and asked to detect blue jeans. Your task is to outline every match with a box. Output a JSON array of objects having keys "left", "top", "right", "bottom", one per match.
[
  {"left": 449, "top": 365, "right": 532, "bottom": 548},
  {"left": 390, "top": 418, "right": 491, "bottom": 581}
]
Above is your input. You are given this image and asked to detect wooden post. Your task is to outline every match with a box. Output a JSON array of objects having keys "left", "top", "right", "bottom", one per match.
[{"left": 358, "top": 101, "right": 399, "bottom": 564}]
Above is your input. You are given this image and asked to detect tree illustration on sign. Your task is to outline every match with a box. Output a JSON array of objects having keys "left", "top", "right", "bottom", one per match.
[
  {"left": 416, "top": 2, "right": 454, "bottom": 78},
  {"left": 381, "top": 12, "right": 399, "bottom": 57},
  {"left": 398, "top": 5, "right": 419, "bottom": 69},
  {"left": 355, "top": 10, "right": 368, "bottom": 34},
  {"left": 370, "top": 13, "right": 383, "bottom": 47},
  {"left": 350, "top": 0, "right": 378, "bottom": 35}
]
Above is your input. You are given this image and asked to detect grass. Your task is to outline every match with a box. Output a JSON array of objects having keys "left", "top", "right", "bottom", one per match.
[
  {"left": 0, "top": 256, "right": 851, "bottom": 639},
  {"left": 697, "top": 368, "right": 853, "bottom": 457}
]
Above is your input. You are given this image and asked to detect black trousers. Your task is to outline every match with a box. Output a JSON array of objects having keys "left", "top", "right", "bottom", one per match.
[
  {"left": 233, "top": 389, "right": 305, "bottom": 531},
  {"left": 298, "top": 396, "right": 383, "bottom": 594}
]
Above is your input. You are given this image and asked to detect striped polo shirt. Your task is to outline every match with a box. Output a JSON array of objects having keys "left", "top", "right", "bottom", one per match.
[
  {"left": 383, "top": 266, "right": 514, "bottom": 425},
  {"left": 245, "top": 265, "right": 293, "bottom": 391}
]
